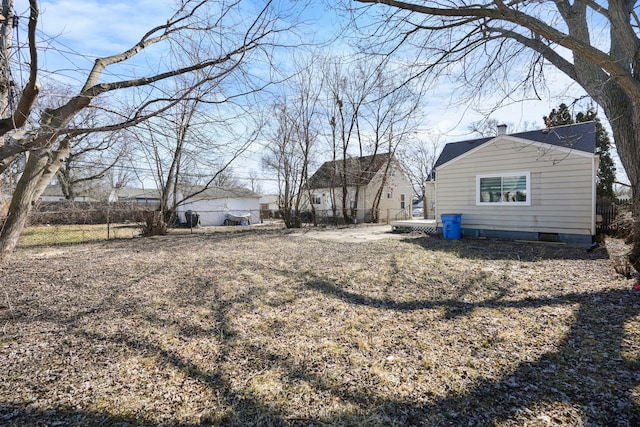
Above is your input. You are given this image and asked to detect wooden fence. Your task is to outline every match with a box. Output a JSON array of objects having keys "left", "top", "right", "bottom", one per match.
[{"left": 596, "top": 198, "right": 631, "bottom": 235}]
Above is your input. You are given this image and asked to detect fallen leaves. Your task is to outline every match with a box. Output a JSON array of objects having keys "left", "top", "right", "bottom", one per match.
[{"left": 1, "top": 228, "right": 639, "bottom": 425}]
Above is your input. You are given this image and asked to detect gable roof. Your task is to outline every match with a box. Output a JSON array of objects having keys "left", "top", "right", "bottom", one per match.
[
  {"left": 308, "top": 152, "right": 394, "bottom": 189},
  {"left": 434, "top": 122, "right": 597, "bottom": 169}
]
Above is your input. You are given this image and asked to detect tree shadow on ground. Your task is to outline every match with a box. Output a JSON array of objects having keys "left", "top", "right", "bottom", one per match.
[
  {"left": 303, "top": 277, "right": 640, "bottom": 425},
  {"left": 402, "top": 234, "right": 612, "bottom": 262},
  {"left": 0, "top": 278, "right": 293, "bottom": 426},
  {"left": 2, "top": 251, "right": 639, "bottom": 426}
]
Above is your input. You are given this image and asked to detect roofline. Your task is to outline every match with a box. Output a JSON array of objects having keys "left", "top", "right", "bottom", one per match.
[{"left": 434, "top": 134, "right": 596, "bottom": 171}]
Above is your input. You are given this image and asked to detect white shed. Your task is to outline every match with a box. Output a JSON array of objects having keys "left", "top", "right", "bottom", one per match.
[{"left": 176, "top": 186, "right": 261, "bottom": 226}]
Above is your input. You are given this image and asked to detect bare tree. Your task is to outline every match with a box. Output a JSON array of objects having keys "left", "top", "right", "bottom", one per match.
[
  {"left": 361, "top": 64, "right": 423, "bottom": 222},
  {"left": 135, "top": 81, "right": 254, "bottom": 228},
  {"left": 30, "top": 83, "right": 130, "bottom": 200},
  {"left": 322, "top": 57, "right": 373, "bottom": 223},
  {"left": 397, "top": 133, "right": 441, "bottom": 215},
  {"left": 292, "top": 56, "right": 324, "bottom": 226},
  {"left": 54, "top": 132, "right": 127, "bottom": 200},
  {"left": 319, "top": 56, "right": 423, "bottom": 223},
  {"left": 0, "top": 0, "right": 290, "bottom": 261},
  {"left": 264, "top": 101, "right": 304, "bottom": 228},
  {"left": 246, "top": 169, "right": 263, "bottom": 195},
  {"left": 354, "top": 0, "right": 640, "bottom": 272},
  {"left": 263, "top": 53, "right": 323, "bottom": 227}
]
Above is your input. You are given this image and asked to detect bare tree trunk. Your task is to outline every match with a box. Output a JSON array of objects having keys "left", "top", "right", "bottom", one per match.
[
  {"left": 591, "top": 86, "right": 640, "bottom": 273},
  {"left": 612, "top": 111, "right": 640, "bottom": 273},
  {"left": 0, "top": 147, "right": 62, "bottom": 260}
]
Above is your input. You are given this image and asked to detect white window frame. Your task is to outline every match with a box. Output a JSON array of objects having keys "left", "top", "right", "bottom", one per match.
[
  {"left": 311, "top": 194, "right": 321, "bottom": 205},
  {"left": 476, "top": 172, "right": 531, "bottom": 206}
]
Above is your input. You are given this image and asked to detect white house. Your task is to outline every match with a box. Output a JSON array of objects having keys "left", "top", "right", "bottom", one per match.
[
  {"left": 176, "top": 186, "right": 261, "bottom": 226},
  {"left": 307, "top": 152, "right": 413, "bottom": 223},
  {"left": 430, "top": 122, "right": 598, "bottom": 243}
]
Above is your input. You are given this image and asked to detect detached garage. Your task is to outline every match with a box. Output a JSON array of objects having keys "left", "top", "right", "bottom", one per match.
[{"left": 176, "top": 186, "right": 261, "bottom": 226}]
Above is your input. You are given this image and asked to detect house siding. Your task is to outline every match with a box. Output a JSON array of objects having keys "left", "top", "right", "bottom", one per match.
[
  {"left": 425, "top": 181, "right": 436, "bottom": 219},
  {"left": 308, "top": 158, "right": 413, "bottom": 222},
  {"left": 435, "top": 136, "right": 596, "bottom": 241}
]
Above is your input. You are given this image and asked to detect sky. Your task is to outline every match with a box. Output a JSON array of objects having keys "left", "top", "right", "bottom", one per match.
[{"left": 13, "top": 0, "right": 626, "bottom": 193}]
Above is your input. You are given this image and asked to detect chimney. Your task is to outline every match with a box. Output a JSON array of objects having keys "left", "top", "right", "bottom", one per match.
[{"left": 497, "top": 124, "right": 507, "bottom": 135}]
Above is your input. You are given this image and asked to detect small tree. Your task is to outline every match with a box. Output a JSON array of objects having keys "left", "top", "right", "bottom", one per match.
[
  {"left": 264, "top": 102, "right": 305, "bottom": 228},
  {"left": 397, "top": 135, "right": 440, "bottom": 213}
]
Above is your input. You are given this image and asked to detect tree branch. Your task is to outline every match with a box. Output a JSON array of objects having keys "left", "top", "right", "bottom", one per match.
[
  {"left": 0, "top": 0, "right": 39, "bottom": 135},
  {"left": 356, "top": 0, "right": 640, "bottom": 96}
]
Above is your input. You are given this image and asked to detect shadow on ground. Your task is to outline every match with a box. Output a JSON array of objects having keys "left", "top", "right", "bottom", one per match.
[{"left": 403, "top": 234, "right": 612, "bottom": 262}]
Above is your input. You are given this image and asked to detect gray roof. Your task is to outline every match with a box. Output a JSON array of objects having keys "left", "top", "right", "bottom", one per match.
[
  {"left": 180, "top": 186, "right": 260, "bottom": 200},
  {"left": 41, "top": 184, "right": 97, "bottom": 198},
  {"left": 434, "top": 122, "right": 597, "bottom": 169},
  {"left": 113, "top": 187, "right": 161, "bottom": 200}
]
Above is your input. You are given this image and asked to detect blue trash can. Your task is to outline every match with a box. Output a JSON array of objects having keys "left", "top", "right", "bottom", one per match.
[{"left": 441, "top": 213, "right": 462, "bottom": 239}]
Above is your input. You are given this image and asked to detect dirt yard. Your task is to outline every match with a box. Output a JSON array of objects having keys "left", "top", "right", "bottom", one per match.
[{"left": 1, "top": 226, "right": 639, "bottom": 426}]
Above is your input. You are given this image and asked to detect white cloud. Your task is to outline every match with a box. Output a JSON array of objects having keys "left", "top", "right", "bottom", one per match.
[{"left": 36, "top": 0, "right": 173, "bottom": 55}]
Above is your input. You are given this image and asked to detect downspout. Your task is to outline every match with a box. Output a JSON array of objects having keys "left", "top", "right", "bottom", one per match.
[
  {"left": 591, "top": 155, "right": 597, "bottom": 236},
  {"left": 434, "top": 169, "right": 439, "bottom": 228}
]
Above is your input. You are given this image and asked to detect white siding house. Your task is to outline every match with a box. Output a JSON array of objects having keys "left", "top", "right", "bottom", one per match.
[
  {"left": 176, "top": 187, "right": 261, "bottom": 226},
  {"left": 307, "top": 152, "right": 413, "bottom": 223},
  {"left": 432, "top": 122, "right": 598, "bottom": 243}
]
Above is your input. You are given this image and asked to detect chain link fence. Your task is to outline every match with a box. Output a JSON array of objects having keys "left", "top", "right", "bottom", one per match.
[
  {"left": 5, "top": 201, "right": 261, "bottom": 247},
  {"left": 16, "top": 201, "right": 153, "bottom": 246},
  {"left": 3, "top": 201, "right": 412, "bottom": 248}
]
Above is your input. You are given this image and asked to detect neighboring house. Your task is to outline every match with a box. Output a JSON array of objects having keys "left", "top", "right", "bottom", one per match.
[
  {"left": 40, "top": 185, "right": 162, "bottom": 207},
  {"left": 176, "top": 186, "right": 261, "bottom": 226},
  {"left": 108, "top": 187, "right": 161, "bottom": 208},
  {"left": 430, "top": 122, "right": 598, "bottom": 243},
  {"left": 259, "top": 194, "right": 280, "bottom": 219},
  {"left": 39, "top": 184, "right": 102, "bottom": 202},
  {"left": 307, "top": 152, "right": 413, "bottom": 222}
]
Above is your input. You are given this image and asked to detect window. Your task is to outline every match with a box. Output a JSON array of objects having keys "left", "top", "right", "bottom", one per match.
[
  {"left": 311, "top": 194, "right": 321, "bottom": 205},
  {"left": 400, "top": 194, "right": 406, "bottom": 209},
  {"left": 476, "top": 172, "right": 530, "bottom": 205}
]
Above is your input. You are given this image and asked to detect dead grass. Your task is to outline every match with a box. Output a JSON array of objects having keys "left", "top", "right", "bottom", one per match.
[{"left": 1, "top": 228, "right": 639, "bottom": 426}]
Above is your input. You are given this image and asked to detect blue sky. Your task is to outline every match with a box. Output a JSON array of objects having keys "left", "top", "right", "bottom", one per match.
[
  {"left": 25, "top": 0, "right": 582, "bottom": 130},
  {"left": 14, "top": 0, "right": 624, "bottom": 191}
]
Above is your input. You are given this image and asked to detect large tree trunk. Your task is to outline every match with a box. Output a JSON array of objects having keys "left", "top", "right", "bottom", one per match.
[
  {"left": 610, "top": 108, "right": 640, "bottom": 273},
  {"left": 0, "top": 141, "right": 69, "bottom": 262},
  {"left": 597, "top": 93, "right": 640, "bottom": 272},
  {"left": 0, "top": 151, "right": 49, "bottom": 260}
]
